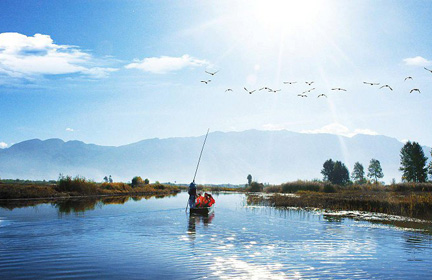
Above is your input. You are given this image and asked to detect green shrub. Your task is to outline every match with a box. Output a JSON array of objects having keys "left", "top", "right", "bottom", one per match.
[
  {"left": 56, "top": 175, "right": 99, "bottom": 195},
  {"left": 249, "top": 182, "right": 264, "bottom": 192},
  {"left": 131, "top": 176, "right": 143, "bottom": 187}
]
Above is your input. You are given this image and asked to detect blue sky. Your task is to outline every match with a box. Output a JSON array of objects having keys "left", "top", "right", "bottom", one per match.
[{"left": 1, "top": 0, "right": 432, "bottom": 148}]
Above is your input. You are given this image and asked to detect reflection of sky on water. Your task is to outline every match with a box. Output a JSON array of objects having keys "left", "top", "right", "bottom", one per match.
[{"left": 0, "top": 193, "right": 431, "bottom": 279}]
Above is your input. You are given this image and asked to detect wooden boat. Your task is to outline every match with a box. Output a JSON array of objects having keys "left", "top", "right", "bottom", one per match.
[{"left": 190, "top": 204, "right": 214, "bottom": 215}]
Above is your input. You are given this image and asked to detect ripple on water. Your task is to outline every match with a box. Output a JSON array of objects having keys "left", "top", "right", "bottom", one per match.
[{"left": 0, "top": 193, "right": 432, "bottom": 279}]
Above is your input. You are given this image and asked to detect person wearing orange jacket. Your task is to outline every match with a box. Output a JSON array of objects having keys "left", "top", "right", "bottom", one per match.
[
  {"left": 204, "top": 193, "right": 215, "bottom": 207},
  {"left": 195, "top": 193, "right": 205, "bottom": 207}
]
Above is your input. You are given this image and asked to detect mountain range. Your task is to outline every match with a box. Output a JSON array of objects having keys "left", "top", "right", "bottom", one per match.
[{"left": 0, "top": 130, "right": 430, "bottom": 184}]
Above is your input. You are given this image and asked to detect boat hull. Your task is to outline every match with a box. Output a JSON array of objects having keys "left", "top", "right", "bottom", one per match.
[{"left": 190, "top": 205, "right": 214, "bottom": 215}]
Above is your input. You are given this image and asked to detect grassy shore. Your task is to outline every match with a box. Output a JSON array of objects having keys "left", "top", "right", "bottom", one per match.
[
  {"left": 0, "top": 176, "right": 180, "bottom": 200},
  {"left": 247, "top": 181, "right": 432, "bottom": 220}
]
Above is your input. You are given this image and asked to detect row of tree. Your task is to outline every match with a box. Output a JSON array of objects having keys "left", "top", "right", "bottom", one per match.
[
  {"left": 321, "top": 158, "right": 383, "bottom": 185},
  {"left": 322, "top": 141, "right": 432, "bottom": 185}
]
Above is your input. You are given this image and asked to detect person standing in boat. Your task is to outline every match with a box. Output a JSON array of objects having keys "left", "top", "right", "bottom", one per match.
[{"left": 188, "top": 181, "right": 197, "bottom": 209}]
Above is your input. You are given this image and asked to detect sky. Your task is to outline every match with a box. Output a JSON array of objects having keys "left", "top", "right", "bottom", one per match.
[{"left": 1, "top": 0, "right": 432, "bottom": 149}]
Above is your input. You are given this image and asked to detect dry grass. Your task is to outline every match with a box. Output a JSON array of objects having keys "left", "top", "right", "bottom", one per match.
[
  {"left": 0, "top": 177, "right": 179, "bottom": 200},
  {"left": 248, "top": 190, "right": 432, "bottom": 220}
]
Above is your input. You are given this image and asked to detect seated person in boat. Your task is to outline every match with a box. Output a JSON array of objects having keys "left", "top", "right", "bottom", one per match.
[
  {"left": 196, "top": 193, "right": 215, "bottom": 208},
  {"left": 204, "top": 193, "right": 215, "bottom": 207}
]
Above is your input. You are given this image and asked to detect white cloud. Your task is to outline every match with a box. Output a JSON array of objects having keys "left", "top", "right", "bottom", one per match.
[
  {"left": 66, "top": 128, "right": 74, "bottom": 132},
  {"left": 0, "top": 142, "right": 8, "bottom": 149},
  {"left": 301, "top": 123, "right": 379, "bottom": 137},
  {"left": 403, "top": 56, "right": 432, "bottom": 67},
  {"left": 0, "top": 32, "right": 117, "bottom": 80},
  {"left": 125, "top": 54, "right": 208, "bottom": 74}
]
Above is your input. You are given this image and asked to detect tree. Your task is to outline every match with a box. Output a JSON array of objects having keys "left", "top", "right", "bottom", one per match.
[
  {"left": 368, "top": 158, "right": 384, "bottom": 184},
  {"left": 429, "top": 149, "right": 432, "bottom": 181},
  {"left": 247, "top": 174, "right": 252, "bottom": 186},
  {"left": 332, "top": 161, "right": 350, "bottom": 185},
  {"left": 144, "top": 178, "right": 150, "bottom": 185},
  {"left": 249, "top": 181, "right": 264, "bottom": 192},
  {"left": 103, "top": 176, "right": 108, "bottom": 183},
  {"left": 399, "top": 141, "right": 428, "bottom": 182},
  {"left": 131, "top": 176, "right": 143, "bottom": 187},
  {"left": 321, "top": 159, "right": 335, "bottom": 182},
  {"left": 351, "top": 162, "right": 366, "bottom": 184},
  {"left": 108, "top": 175, "right": 113, "bottom": 183},
  {"left": 321, "top": 159, "right": 349, "bottom": 185}
]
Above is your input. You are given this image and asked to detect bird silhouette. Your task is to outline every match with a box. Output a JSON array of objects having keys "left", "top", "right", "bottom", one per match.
[
  {"left": 200, "top": 80, "right": 211, "bottom": 84},
  {"left": 225, "top": 88, "right": 233, "bottom": 92},
  {"left": 317, "top": 94, "right": 327, "bottom": 98},
  {"left": 259, "top": 87, "right": 271, "bottom": 91},
  {"left": 410, "top": 88, "right": 421, "bottom": 93},
  {"left": 331, "top": 88, "right": 347, "bottom": 91},
  {"left": 244, "top": 87, "right": 256, "bottom": 94},
  {"left": 205, "top": 70, "right": 219, "bottom": 76},
  {"left": 284, "top": 81, "right": 297, "bottom": 84},
  {"left": 306, "top": 88, "right": 316, "bottom": 92},
  {"left": 380, "top": 84, "right": 393, "bottom": 91},
  {"left": 297, "top": 93, "right": 308, "bottom": 97},
  {"left": 424, "top": 67, "right": 432, "bottom": 73},
  {"left": 363, "top": 81, "right": 380, "bottom": 86},
  {"left": 305, "top": 81, "right": 314, "bottom": 86},
  {"left": 269, "top": 89, "right": 281, "bottom": 93},
  {"left": 404, "top": 76, "right": 413, "bottom": 81}
]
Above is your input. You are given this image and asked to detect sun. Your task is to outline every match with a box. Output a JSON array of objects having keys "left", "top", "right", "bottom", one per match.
[{"left": 252, "top": 0, "right": 323, "bottom": 33}]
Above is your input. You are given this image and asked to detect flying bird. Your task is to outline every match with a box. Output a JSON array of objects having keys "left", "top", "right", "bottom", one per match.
[
  {"left": 205, "top": 70, "right": 219, "bottom": 76},
  {"left": 297, "top": 93, "right": 308, "bottom": 97},
  {"left": 305, "top": 81, "right": 314, "bottom": 86},
  {"left": 269, "top": 89, "right": 281, "bottom": 93},
  {"left": 201, "top": 80, "right": 211, "bottom": 84},
  {"left": 244, "top": 87, "right": 256, "bottom": 94},
  {"left": 259, "top": 87, "right": 272, "bottom": 91},
  {"left": 363, "top": 81, "right": 380, "bottom": 86},
  {"left": 424, "top": 67, "right": 432, "bottom": 73},
  {"left": 317, "top": 94, "right": 327, "bottom": 98},
  {"left": 331, "top": 88, "right": 347, "bottom": 91},
  {"left": 380, "top": 84, "right": 393, "bottom": 91},
  {"left": 404, "top": 76, "right": 413, "bottom": 81},
  {"left": 410, "top": 88, "right": 421, "bottom": 93},
  {"left": 306, "top": 88, "right": 316, "bottom": 92},
  {"left": 225, "top": 88, "right": 233, "bottom": 92},
  {"left": 283, "top": 81, "right": 297, "bottom": 84}
]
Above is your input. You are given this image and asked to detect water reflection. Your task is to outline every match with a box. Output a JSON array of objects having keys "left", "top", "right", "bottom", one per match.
[
  {"left": 0, "top": 193, "right": 178, "bottom": 215},
  {"left": 187, "top": 212, "right": 215, "bottom": 241},
  {"left": 2, "top": 193, "right": 432, "bottom": 279}
]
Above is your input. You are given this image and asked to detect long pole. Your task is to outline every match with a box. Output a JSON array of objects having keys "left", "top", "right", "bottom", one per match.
[{"left": 193, "top": 128, "right": 210, "bottom": 183}]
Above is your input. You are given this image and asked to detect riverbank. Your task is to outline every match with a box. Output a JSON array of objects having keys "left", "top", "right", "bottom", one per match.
[
  {"left": 247, "top": 188, "right": 432, "bottom": 220},
  {"left": 0, "top": 180, "right": 180, "bottom": 200}
]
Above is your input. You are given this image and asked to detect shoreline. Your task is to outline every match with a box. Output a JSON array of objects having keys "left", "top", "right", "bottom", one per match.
[{"left": 247, "top": 191, "right": 432, "bottom": 221}]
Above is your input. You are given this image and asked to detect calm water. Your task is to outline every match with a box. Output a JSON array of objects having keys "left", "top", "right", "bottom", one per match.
[{"left": 1, "top": 192, "right": 432, "bottom": 279}]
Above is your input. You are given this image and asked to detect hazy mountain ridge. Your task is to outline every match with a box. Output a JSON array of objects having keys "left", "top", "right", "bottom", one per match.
[{"left": 0, "top": 130, "right": 430, "bottom": 184}]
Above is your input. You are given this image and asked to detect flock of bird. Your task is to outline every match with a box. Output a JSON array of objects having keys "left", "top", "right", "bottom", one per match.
[{"left": 200, "top": 67, "right": 432, "bottom": 98}]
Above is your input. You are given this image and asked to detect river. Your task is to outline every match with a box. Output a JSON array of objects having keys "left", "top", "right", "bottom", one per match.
[{"left": 0, "top": 192, "right": 431, "bottom": 279}]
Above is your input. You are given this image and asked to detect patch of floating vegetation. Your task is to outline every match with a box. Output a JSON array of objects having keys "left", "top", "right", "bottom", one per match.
[{"left": 322, "top": 210, "right": 431, "bottom": 224}]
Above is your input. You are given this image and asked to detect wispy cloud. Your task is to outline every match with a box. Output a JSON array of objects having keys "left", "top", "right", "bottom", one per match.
[
  {"left": 66, "top": 128, "right": 74, "bottom": 132},
  {"left": 301, "top": 123, "right": 379, "bottom": 137},
  {"left": 403, "top": 56, "right": 432, "bottom": 67},
  {"left": 0, "top": 32, "right": 117, "bottom": 81},
  {"left": 262, "top": 123, "right": 287, "bottom": 131},
  {"left": 125, "top": 54, "right": 208, "bottom": 74},
  {"left": 0, "top": 142, "right": 8, "bottom": 149}
]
